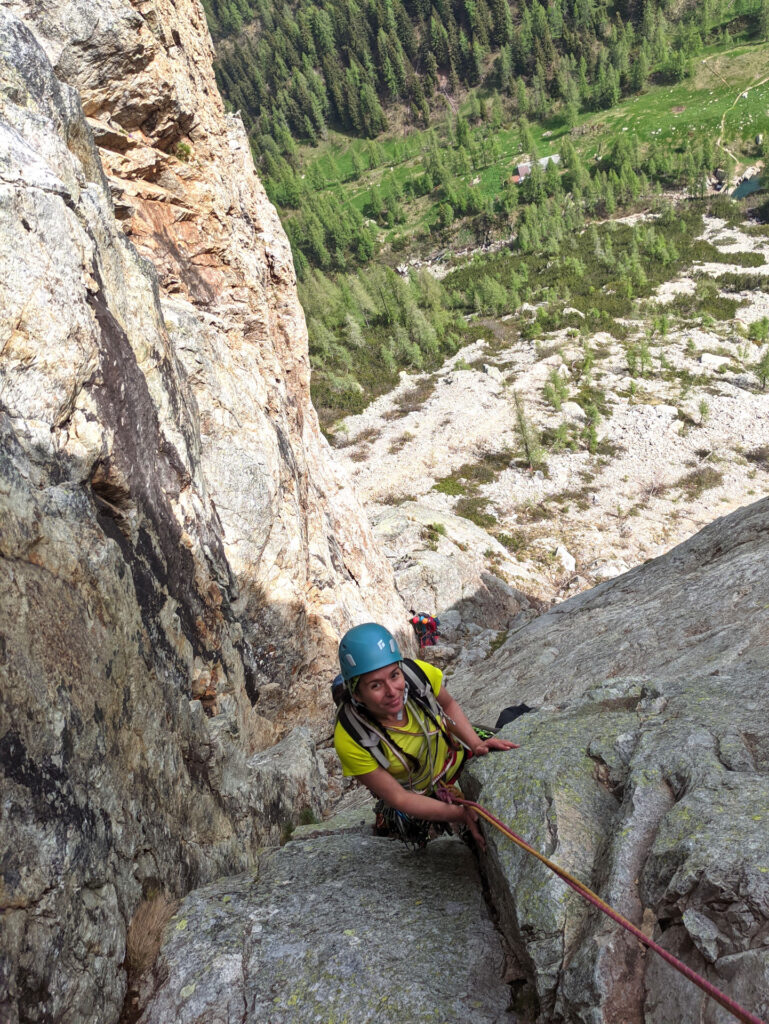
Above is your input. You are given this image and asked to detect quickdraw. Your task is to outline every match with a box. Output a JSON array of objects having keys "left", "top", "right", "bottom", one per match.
[{"left": 373, "top": 801, "right": 452, "bottom": 850}]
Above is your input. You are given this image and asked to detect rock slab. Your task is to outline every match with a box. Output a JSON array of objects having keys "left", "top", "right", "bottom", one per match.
[
  {"left": 0, "top": 2, "right": 404, "bottom": 1021},
  {"left": 462, "top": 497, "right": 769, "bottom": 1023},
  {"left": 139, "top": 834, "right": 511, "bottom": 1024}
]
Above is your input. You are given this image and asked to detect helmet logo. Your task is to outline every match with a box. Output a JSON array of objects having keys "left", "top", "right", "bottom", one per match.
[{"left": 339, "top": 623, "right": 402, "bottom": 680}]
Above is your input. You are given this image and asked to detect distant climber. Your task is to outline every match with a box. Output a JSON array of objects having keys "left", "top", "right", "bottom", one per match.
[
  {"left": 409, "top": 609, "right": 441, "bottom": 648},
  {"left": 333, "top": 623, "right": 517, "bottom": 849}
]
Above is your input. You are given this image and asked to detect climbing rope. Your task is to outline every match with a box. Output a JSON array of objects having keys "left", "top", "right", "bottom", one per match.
[{"left": 436, "top": 787, "right": 766, "bottom": 1024}]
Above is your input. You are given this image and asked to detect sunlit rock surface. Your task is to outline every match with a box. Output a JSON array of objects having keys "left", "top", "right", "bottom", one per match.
[
  {"left": 371, "top": 500, "right": 536, "bottom": 628},
  {"left": 0, "top": 1, "right": 406, "bottom": 1020},
  {"left": 3, "top": 0, "right": 407, "bottom": 727},
  {"left": 138, "top": 835, "right": 511, "bottom": 1024}
]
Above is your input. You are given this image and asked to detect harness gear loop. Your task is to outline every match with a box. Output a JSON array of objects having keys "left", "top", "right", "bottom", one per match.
[{"left": 435, "top": 787, "right": 766, "bottom": 1024}]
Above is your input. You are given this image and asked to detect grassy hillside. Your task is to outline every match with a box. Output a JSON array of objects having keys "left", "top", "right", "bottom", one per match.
[
  {"left": 295, "top": 37, "right": 769, "bottom": 259},
  {"left": 201, "top": 0, "right": 769, "bottom": 428},
  {"left": 291, "top": 36, "right": 767, "bottom": 426}
]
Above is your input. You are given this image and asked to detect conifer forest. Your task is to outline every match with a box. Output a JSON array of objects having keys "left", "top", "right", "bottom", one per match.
[{"left": 203, "top": 0, "right": 769, "bottom": 425}]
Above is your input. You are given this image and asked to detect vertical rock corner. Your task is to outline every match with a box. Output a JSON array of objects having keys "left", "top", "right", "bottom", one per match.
[{"left": 0, "top": 1, "right": 406, "bottom": 1021}]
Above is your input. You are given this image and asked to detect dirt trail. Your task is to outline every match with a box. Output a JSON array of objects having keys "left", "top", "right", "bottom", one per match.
[{"left": 701, "top": 51, "right": 769, "bottom": 167}]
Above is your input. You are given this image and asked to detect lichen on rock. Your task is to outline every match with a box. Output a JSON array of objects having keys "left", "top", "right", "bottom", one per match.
[
  {"left": 463, "top": 498, "right": 769, "bottom": 1023},
  {"left": 138, "top": 835, "right": 511, "bottom": 1024}
]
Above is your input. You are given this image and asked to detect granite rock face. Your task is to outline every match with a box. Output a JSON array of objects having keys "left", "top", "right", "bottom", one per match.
[
  {"left": 460, "top": 498, "right": 769, "bottom": 1023},
  {"left": 135, "top": 500, "right": 769, "bottom": 1024},
  {"left": 371, "top": 500, "right": 535, "bottom": 632},
  {"left": 3, "top": 0, "right": 408, "bottom": 726},
  {"left": 0, "top": 2, "right": 406, "bottom": 1021},
  {"left": 138, "top": 834, "right": 511, "bottom": 1024}
]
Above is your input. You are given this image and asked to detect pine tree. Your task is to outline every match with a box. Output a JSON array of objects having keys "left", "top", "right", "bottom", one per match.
[
  {"left": 380, "top": 50, "right": 399, "bottom": 99},
  {"left": 312, "top": 8, "right": 336, "bottom": 56},
  {"left": 436, "top": 201, "right": 454, "bottom": 228},
  {"left": 449, "top": 63, "right": 461, "bottom": 94},
  {"left": 456, "top": 115, "right": 471, "bottom": 149},
  {"left": 491, "top": 94, "right": 503, "bottom": 130},
  {"left": 468, "top": 40, "right": 484, "bottom": 85},
  {"left": 394, "top": 0, "right": 418, "bottom": 57},
  {"left": 488, "top": 0, "right": 512, "bottom": 45},
  {"left": 631, "top": 45, "right": 650, "bottom": 92},
  {"left": 603, "top": 180, "right": 616, "bottom": 215},
  {"left": 424, "top": 51, "right": 438, "bottom": 95},
  {"left": 760, "top": 0, "right": 769, "bottom": 39},
  {"left": 544, "top": 158, "right": 562, "bottom": 196},
  {"left": 512, "top": 391, "right": 544, "bottom": 470},
  {"left": 429, "top": 16, "right": 450, "bottom": 66},
  {"left": 519, "top": 116, "right": 537, "bottom": 159}
]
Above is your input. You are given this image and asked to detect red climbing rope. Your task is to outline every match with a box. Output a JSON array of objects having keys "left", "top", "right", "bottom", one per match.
[{"left": 436, "top": 787, "right": 766, "bottom": 1024}]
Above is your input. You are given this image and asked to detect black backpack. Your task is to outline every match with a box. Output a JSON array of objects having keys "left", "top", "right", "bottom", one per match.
[{"left": 335, "top": 658, "right": 448, "bottom": 771}]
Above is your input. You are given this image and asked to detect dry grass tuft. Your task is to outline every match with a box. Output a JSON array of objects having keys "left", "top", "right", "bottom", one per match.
[
  {"left": 746, "top": 444, "right": 769, "bottom": 472},
  {"left": 676, "top": 465, "right": 724, "bottom": 500},
  {"left": 638, "top": 476, "right": 668, "bottom": 502},
  {"left": 382, "top": 377, "right": 438, "bottom": 420},
  {"left": 126, "top": 893, "right": 179, "bottom": 976}
]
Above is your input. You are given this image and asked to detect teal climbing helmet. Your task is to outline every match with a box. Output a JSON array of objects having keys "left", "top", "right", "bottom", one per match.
[{"left": 338, "top": 623, "right": 402, "bottom": 683}]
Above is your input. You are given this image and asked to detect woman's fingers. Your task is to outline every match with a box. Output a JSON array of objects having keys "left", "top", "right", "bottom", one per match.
[
  {"left": 463, "top": 807, "right": 486, "bottom": 852},
  {"left": 472, "top": 737, "right": 519, "bottom": 756},
  {"left": 488, "top": 737, "right": 519, "bottom": 750}
]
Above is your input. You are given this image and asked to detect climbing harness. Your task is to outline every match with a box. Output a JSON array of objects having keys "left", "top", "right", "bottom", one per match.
[
  {"left": 373, "top": 801, "right": 453, "bottom": 849},
  {"left": 435, "top": 786, "right": 767, "bottom": 1024}
]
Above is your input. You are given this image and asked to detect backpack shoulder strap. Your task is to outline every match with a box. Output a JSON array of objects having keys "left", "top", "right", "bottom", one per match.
[
  {"left": 335, "top": 660, "right": 448, "bottom": 773},
  {"left": 336, "top": 701, "right": 391, "bottom": 770},
  {"left": 401, "top": 656, "right": 428, "bottom": 688},
  {"left": 402, "top": 659, "right": 466, "bottom": 755},
  {"left": 401, "top": 658, "right": 443, "bottom": 721}
]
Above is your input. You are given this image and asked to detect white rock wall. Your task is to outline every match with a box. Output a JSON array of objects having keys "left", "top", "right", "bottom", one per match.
[{"left": 0, "top": 0, "right": 408, "bottom": 1020}]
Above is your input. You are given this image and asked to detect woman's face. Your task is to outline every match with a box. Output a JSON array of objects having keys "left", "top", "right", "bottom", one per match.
[{"left": 355, "top": 661, "right": 406, "bottom": 721}]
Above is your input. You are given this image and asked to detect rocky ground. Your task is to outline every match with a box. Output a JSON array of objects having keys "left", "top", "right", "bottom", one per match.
[
  {"left": 456, "top": 495, "right": 769, "bottom": 1024},
  {"left": 136, "top": 834, "right": 511, "bottom": 1024},
  {"left": 333, "top": 217, "right": 769, "bottom": 647}
]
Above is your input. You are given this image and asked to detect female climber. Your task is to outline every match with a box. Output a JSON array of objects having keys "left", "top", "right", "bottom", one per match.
[{"left": 333, "top": 622, "right": 517, "bottom": 850}]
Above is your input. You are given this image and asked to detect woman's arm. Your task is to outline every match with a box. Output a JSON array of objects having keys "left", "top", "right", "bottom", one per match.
[
  {"left": 357, "top": 766, "right": 487, "bottom": 849},
  {"left": 437, "top": 687, "right": 519, "bottom": 755}
]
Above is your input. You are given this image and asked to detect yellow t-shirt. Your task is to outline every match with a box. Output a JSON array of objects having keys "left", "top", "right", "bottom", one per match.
[{"left": 333, "top": 659, "right": 465, "bottom": 792}]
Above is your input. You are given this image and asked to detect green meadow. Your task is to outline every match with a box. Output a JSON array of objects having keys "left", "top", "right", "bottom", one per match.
[{"left": 296, "top": 36, "right": 769, "bottom": 258}]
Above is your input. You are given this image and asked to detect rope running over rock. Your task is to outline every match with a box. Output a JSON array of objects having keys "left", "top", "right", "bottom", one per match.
[{"left": 436, "top": 786, "right": 767, "bottom": 1024}]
